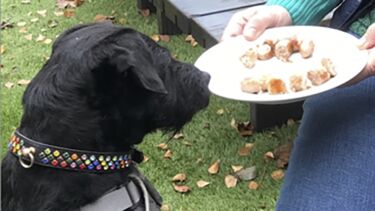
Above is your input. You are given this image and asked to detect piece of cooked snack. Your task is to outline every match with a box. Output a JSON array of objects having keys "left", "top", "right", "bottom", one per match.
[
  {"left": 257, "top": 43, "right": 274, "bottom": 60},
  {"left": 307, "top": 68, "right": 331, "bottom": 85},
  {"left": 289, "top": 74, "right": 310, "bottom": 92},
  {"left": 274, "top": 39, "right": 294, "bottom": 62},
  {"left": 241, "top": 77, "right": 263, "bottom": 94},
  {"left": 240, "top": 47, "right": 258, "bottom": 68},
  {"left": 267, "top": 78, "right": 288, "bottom": 94},
  {"left": 299, "top": 39, "right": 315, "bottom": 58},
  {"left": 321, "top": 58, "right": 336, "bottom": 76}
]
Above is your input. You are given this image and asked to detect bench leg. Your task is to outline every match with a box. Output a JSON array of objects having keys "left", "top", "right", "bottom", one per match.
[
  {"left": 137, "top": 0, "right": 156, "bottom": 12},
  {"left": 250, "top": 101, "right": 304, "bottom": 132},
  {"left": 156, "top": 10, "right": 181, "bottom": 35}
]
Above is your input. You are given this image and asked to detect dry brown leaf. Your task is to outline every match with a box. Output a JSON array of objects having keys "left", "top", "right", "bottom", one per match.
[
  {"left": 159, "top": 35, "right": 171, "bottom": 42},
  {"left": 19, "top": 27, "right": 28, "bottom": 33},
  {"left": 30, "top": 18, "right": 39, "bottom": 23},
  {"left": 196, "top": 158, "right": 203, "bottom": 164},
  {"left": 271, "top": 170, "right": 285, "bottom": 181},
  {"left": 248, "top": 181, "right": 259, "bottom": 190},
  {"left": 64, "top": 8, "right": 76, "bottom": 17},
  {"left": 274, "top": 142, "right": 293, "bottom": 169},
  {"left": 48, "top": 20, "right": 58, "bottom": 28},
  {"left": 142, "top": 155, "right": 150, "bottom": 163},
  {"left": 24, "top": 34, "right": 33, "bottom": 41},
  {"left": 56, "top": 0, "right": 84, "bottom": 9},
  {"left": 36, "top": 34, "right": 46, "bottom": 42},
  {"left": 264, "top": 151, "right": 275, "bottom": 160},
  {"left": 237, "top": 121, "right": 254, "bottom": 137},
  {"left": 17, "top": 22, "right": 27, "bottom": 27},
  {"left": 44, "top": 39, "right": 52, "bottom": 44},
  {"left": 224, "top": 175, "right": 237, "bottom": 188},
  {"left": 173, "top": 132, "right": 184, "bottom": 139},
  {"left": 196, "top": 180, "right": 210, "bottom": 188},
  {"left": 231, "top": 165, "right": 243, "bottom": 173},
  {"left": 191, "top": 40, "right": 198, "bottom": 47},
  {"left": 238, "top": 143, "right": 254, "bottom": 156},
  {"left": 37, "top": 10, "right": 47, "bottom": 17},
  {"left": 54, "top": 11, "right": 64, "bottom": 16},
  {"left": 17, "top": 79, "right": 31, "bottom": 86},
  {"left": 185, "top": 35, "right": 194, "bottom": 42},
  {"left": 208, "top": 159, "right": 220, "bottom": 175},
  {"left": 157, "top": 143, "right": 168, "bottom": 150},
  {"left": 0, "top": 45, "right": 5, "bottom": 54},
  {"left": 173, "top": 184, "right": 190, "bottom": 193},
  {"left": 172, "top": 173, "right": 186, "bottom": 182},
  {"left": 27, "top": 12, "right": 33, "bottom": 16},
  {"left": 94, "top": 14, "right": 115, "bottom": 23},
  {"left": 5, "top": 82, "right": 14, "bottom": 89},
  {"left": 216, "top": 108, "right": 224, "bottom": 115},
  {"left": 139, "top": 9, "right": 150, "bottom": 17},
  {"left": 160, "top": 204, "right": 170, "bottom": 211},
  {"left": 230, "top": 118, "right": 237, "bottom": 129},
  {"left": 164, "top": 150, "right": 173, "bottom": 159},
  {"left": 150, "top": 34, "right": 160, "bottom": 42},
  {"left": 181, "top": 141, "right": 192, "bottom": 146}
]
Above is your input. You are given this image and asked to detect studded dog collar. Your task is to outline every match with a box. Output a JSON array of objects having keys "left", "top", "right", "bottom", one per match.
[{"left": 8, "top": 130, "right": 133, "bottom": 173}]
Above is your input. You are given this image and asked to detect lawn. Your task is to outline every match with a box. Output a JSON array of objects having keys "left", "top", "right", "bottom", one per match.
[{"left": 1, "top": 0, "right": 298, "bottom": 210}]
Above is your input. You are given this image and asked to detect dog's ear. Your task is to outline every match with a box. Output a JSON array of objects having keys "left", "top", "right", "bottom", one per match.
[{"left": 110, "top": 46, "right": 168, "bottom": 94}]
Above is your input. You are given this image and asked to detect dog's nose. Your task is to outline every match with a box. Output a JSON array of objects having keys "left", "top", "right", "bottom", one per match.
[{"left": 201, "top": 71, "right": 211, "bottom": 84}]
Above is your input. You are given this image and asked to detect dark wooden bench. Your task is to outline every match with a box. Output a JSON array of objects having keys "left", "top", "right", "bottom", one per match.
[{"left": 137, "top": 0, "right": 304, "bottom": 131}]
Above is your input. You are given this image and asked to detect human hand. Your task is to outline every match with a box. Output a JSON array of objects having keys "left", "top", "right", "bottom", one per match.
[
  {"left": 347, "top": 23, "right": 375, "bottom": 85},
  {"left": 221, "top": 5, "right": 292, "bottom": 41}
]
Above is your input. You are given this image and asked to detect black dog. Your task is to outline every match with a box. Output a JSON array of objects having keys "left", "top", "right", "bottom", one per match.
[{"left": 2, "top": 22, "right": 210, "bottom": 211}]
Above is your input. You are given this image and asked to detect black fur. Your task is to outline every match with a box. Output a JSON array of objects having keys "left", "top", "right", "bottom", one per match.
[{"left": 1, "top": 22, "right": 210, "bottom": 211}]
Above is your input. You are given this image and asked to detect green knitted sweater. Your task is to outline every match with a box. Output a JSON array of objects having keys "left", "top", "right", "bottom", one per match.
[{"left": 266, "top": 0, "right": 375, "bottom": 36}]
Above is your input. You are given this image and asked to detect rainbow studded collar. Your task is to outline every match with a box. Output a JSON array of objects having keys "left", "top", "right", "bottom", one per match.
[{"left": 8, "top": 130, "right": 133, "bottom": 173}]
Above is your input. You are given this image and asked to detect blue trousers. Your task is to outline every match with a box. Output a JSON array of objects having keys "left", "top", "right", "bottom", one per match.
[{"left": 276, "top": 77, "right": 375, "bottom": 211}]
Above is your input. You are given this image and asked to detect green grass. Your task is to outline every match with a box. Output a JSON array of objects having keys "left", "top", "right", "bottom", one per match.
[{"left": 1, "top": 0, "right": 298, "bottom": 210}]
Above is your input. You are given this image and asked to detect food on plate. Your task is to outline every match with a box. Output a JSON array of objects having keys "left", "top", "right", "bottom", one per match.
[
  {"left": 257, "top": 42, "right": 274, "bottom": 60},
  {"left": 274, "top": 38, "right": 295, "bottom": 62},
  {"left": 240, "top": 78, "right": 263, "bottom": 94},
  {"left": 321, "top": 57, "right": 336, "bottom": 76},
  {"left": 267, "top": 78, "right": 287, "bottom": 95},
  {"left": 298, "top": 39, "right": 315, "bottom": 58},
  {"left": 240, "top": 48, "right": 257, "bottom": 68},
  {"left": 289, "top": 74, "right": 311, "bottom": 92}
]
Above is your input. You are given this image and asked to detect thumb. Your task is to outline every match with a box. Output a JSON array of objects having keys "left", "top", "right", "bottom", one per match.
[{"left": 359, "top": 23, "right": 375, "bottom": 49}]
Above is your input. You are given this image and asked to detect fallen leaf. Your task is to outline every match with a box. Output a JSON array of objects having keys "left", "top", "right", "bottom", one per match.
[
  {"left": 1, "top": 20, "right": 14, "bottom": 30},
  {"left": 139, "top": 9, "right": 150, "bottom": 17},
  {"left": 27, "top": 12, "right": 33, "bottom": 16},
  {"left": 173, "top": 132, "right": 184, "bottom": 139},
  {"left": 56, "top": 0, "right": 84, "bottom": 9},
  {"left": 94, "top": 14, "right": 115, "bottom": 23},
  {"left": 142, "top": 155, "right": 150, "bottom": 163},
  {"left": 5, "top": 82, "right": 14, "bottom": 89},
  {"left": 64, "top": 8, "right": 76, "bottom": 17},
  {"left": 150, "top": 34, "right": 160, "bottom": 42},
  {"left": 196, "top": 180, "right": 210, "bottom": 188},
  {"left": 235, "top": 166, "right": 256, "bottom": 181},
  {"left": 24, "top": 34, "right": 33, "bottom": 41},
  {"left": 185, "top": 35, "right": 194, "bottom": 42},
  {"left": 264, "top": 151, "right": 275, "bottom": 160},
  {"left": 231, "top": 165, "right": 244, "bottom": 173},
  {"left": 41, "top": 28, "right": 48, "bottom": 32},
  {"left": 30, "top": 18, "right": 39, "bottom": 23},
  {"left": 160, "top": 204, "right": 170, "bottom": 211},
  {"left": 216, "top": 108, "right": 224, "bottom": 115},
  {"left": 173, "top": 184, "right": 190, "bottom": 193},
  {"left": 37, "top": 10, "right": 47, "bottom": 17},
  {"left": 0, "top": 45, "right": 5, "bottom": 54},
  {"left": 17, "top": 22, "right": 27, "bottom": 27},
  {"left": 196, "top": 158, "right": 203, "bottom": 164},
  {"left": 248, "top": 181, "right": 259, "bottom": 190},
  {"left": 21, "top": 0, "right": 31, "bottom": 4},
  {"left": 36, "top": 34, "right": 46, "bottom": 42},
  {"left": 54, "top": 11, "right": 64, "bottom": 16},
  {"left": 17, "top": 79, "right": 31, "bottom": 86},
  {"left": 191, "top": 40, "right": 198, "bottom": 47},
  {"left": 43, "top": 38, "right": 53, "bottom": 44},
  {"left": 237, "top": 121, "right": 254, "bottom": 137},
  {"left": 164, "top": 150, "right": 173, "bottom": 159},
  {"left": 181, "top": 141, "right": 192, "bottom": 146},
  {"left": 159, "top": 35, "right": 170, "bottom": 42},
  {"left": 19, "top": 27, "right": 28, "bottom": 33},
  {"left": 208, "top": 159, "right": 220, "bottom": 175},
  {"left": 118, "top": 18, "right": 126, "bottom": 25},
  {"left": 48, "top": 20, "right": 58, "bottom": 28},
  {"left": 271, "top": 170, "right": 285, "bottom": 181},
  {"left": 224, "top": 175, "right": 237, "bottom": 188},
  {"left": 274, "top": 142, "right": 293, "bottom": 169},
  {"left": 230, "top": 118, "right": 237, "bottom": 129},
  {"left": 238, "top": 143, "right": 254, "bottom": 156},
  {"left": 172, "top": 173, "right": 186, "bottom": 182},
  {"left": 157, "top": 143, "right": 168, "bottom": 150},
  {"left": 287, "top": 118, "right": 296, "bottom": 126}
]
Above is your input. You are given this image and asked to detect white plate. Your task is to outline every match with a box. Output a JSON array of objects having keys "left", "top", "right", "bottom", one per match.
[{"left": 195, "top": 26, "right": 368, "bottom": 104}]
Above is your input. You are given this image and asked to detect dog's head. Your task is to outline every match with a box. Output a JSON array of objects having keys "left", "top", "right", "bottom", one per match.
[{"left": 20, "top": 22, "right": 210, "bottom": 150}]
